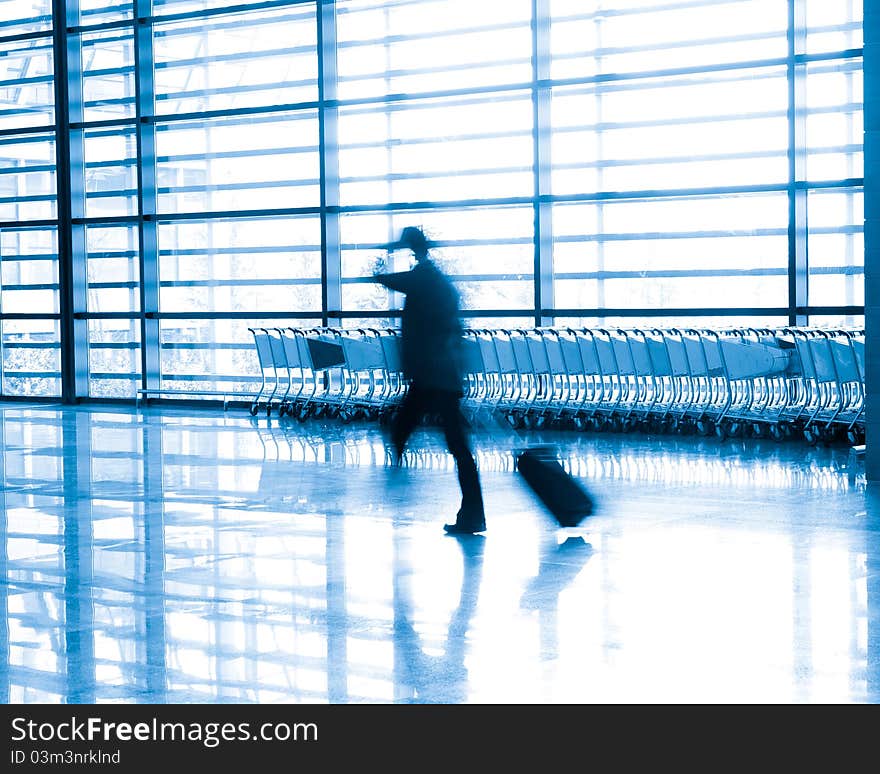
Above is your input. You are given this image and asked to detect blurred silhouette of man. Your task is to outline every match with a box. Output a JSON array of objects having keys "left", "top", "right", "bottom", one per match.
[{"left": 373, "top": 226, "right": 486, "bottom": 534}]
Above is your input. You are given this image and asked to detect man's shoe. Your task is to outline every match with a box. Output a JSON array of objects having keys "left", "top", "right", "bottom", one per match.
[
  {"left": 443, "top": 510, "right": 486, "bottom": 534},
  {"left": 444, "top": 522, "right": 486, "bottom": 534}
]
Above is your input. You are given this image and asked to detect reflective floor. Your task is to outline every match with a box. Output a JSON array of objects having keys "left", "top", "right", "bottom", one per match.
[{"left": 0, "top": 403, "right": 878, "bottom": 704}]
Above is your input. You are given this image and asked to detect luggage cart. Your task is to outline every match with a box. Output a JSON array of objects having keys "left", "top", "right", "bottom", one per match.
[
  {"left": 246, "top": 327, "right": 291, "bottom": 417},
  {"left": 461, "top": 328, "right": 488, "bottom": 421},
  {"left": 284, "top": 328, "right": 348, "bottom": 421},
  {"left": 248, "top": 327, "right": 279, "bottom": 416},
  {"left": 788, "top": 328, "right": 842, "bottom": 444},
  {"left": 524, "top": 328, "right": 557, "bottom": 428},
  {"left": 715, "top": 327, "right": 796, "bottom": 440},
  {"left": 556, "top": 328, "right": 589, "bottom": 429},
  {"left": 641, "top": 327, "right": 678, "bottom": 433},
  {"left": 573, "top": 328, "right": 608, "bottom": 430},
  {"left": 616, "top": 328, "right": 657, "bottom": 432},
  {"left": 842, "top": 330, "right": 866, "bottom": 444},
  {"left": 538, "top": 328, "right": 576, "bottom": 429},
  {"left": 334, "top": 329, "right": 391, "bottom": 423},
  {"left": 589, "top": 329, "right": 624, "bottom": 431},
  {"left": 276, "top": 327, "right": 312, "bottom": 419},
  {"left": 248, "top": 325, "right": 862, "bottom": 442},
  {"left": 504, "top": 329, "right": 541, "bottom": 428},
  {"left": 488, "top": 330, "right": 525, "bottom": 427},
  {"left": 798, "top": 328, "right": 864, "bottom": 445},
  {"left": 375, "top": 328, "right": 406, "bottom": 425},
  {"left": 622, "top": 328, "right": 668, "bottom": 433}
]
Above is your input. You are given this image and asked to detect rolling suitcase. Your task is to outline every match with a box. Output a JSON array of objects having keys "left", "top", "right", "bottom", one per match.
[{"left": 515, "top": 445, "right": 594, "bottom": 527}]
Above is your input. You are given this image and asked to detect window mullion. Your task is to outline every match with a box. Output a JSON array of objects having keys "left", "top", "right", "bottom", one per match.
[
  {"left": 135, "top": 0, "right": 160, "bottom": 393},
  {"left": 789, "top": 0, "right": 809, "bottom": 325},
  {"left": 55, "top": 0, "right": 89, "bottom": 401},
  {"left": 533, "top": 0, "right": 552, "bottom": 326}
]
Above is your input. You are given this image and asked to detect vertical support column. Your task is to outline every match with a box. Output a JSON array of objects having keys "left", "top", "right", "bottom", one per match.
[
  {"left": 867, "top": 495, "right": 880, "bottom": 699},
  {"left": 788, "top": 0, "right": 809, "bottom": 326},
  {"left": 532, "top": 0, "right": 553, "bottom": 326},
  {"left": 319, "top": 0, "right": 341, "bottom": 326},
  {"left": 866, "top": 0, "right": 880, "bottom": 481},
  {"left": 135, "top": 0, "right": 160, "bottom": 392},
  {"left": 844, "top": 0, "right": 858, "bottom": 315},
  {"left": 54, "top": 0, "right": 89, "bottom": 402},
  {"left": 318, "top": 4, "right": 347, "bottom": 697},
  {"left": 0, "top": 413, "right": 8, "bottom": 702}
]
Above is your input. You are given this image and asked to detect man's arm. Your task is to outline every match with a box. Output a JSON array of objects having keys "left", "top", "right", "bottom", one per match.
[{"left": 373, "top": 269, "right": 415, "bottom": 294}]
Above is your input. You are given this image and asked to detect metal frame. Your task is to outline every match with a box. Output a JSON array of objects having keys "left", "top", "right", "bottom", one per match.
[
  {"left": 134, "top": 0, "right": 160, "bottom": 397},
  {"left": 788, "top": 0, "right": 809, "bottom": 328},
  {"left": 53, "top": 0, "right": 88, "bottom": 401},
  {"left": 0, "top": 0, "right": 868, "bottom": 402}
]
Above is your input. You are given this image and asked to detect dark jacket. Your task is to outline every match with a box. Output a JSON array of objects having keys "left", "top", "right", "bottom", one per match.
[{"left": 375, "top": 260, "right": 464, "bottom": 394}]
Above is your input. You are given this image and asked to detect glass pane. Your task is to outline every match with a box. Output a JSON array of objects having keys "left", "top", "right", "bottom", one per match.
[
  {"left": 555, "top": 274, "right": 789, "bottom": 310},
  {"left": 78, "top": 0, "right": 134, "bottom": 26},
  {"left": 81, "top": 27, "right": 136, "bottom": 122},
  {"left": 552, "top": 315, "right": 790, "bottom": 329},
  {"left": 160, "top": 317, "right": 321, "bottom": 394},
  {"left": 340, "top": 206, "right": 534, "bottom": 312},
  {"left": 0, "top": 131, "right": 56, "bottom": 221},
  {"left": 155, "top": 111, "right": 320, "bottom": 214},
  {"left": 550, "top": 0, "right": 787, "bottom": 80},
  {"left": 805, "top": 0, "right": 862, "bottom": 54},
  {"left": 1, "top": 318, "right": 61, "bottom": 396},
  {"left": 87, "top": 225, "right": 140, "bottom": 313},
  {"left": 338, "top": 92, "right": 534, "bottom": 205},
  {"left": 153, "top": 0, "right": 275, "bottom": 14},
  {"left": 552, "top": 193, "right": 789, "bottom": 310},
  {"left": 153, "top": 4, "right": 318, "bottom": 116},
  {"left": 461, "top": 315, "right": 536, "bottom": 329},
  {"left": 808, "top": 314, "right": 864, "bottom": 329},
  {"left": 0, "top": 226, "right": 59, "bottom": 314},
  {"left": 89, "top": 319, "right": 141, "bottom": 398},
  {"left": 805, "top": 59, "right": 863, "bottom": 182},
  {"left": 808, "top": 187, "right": 863, "bottom": 308},
  {"left": 0, "top": 0, "right": 53, "bottom": 34},
  {"left": 157, "top": 216, "right": 322, "bottom": 313},
  {"left": 336, "top": 0, "right": 532, "bottom": 100},
  {"left": 0, "top": 37, "right": 54, "bottom": 130},
  {"left": 85, "top": 127, "right": 138, "bottom": 218},
  {"left": 551, "top": 67, "right": 789, "bottom": 194}
]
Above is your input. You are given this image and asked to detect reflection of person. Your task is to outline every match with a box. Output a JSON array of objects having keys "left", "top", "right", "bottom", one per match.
[
  {"left": 394, "top": 534, "right": 485, "bottom": 702},
  {"left": 373, "top": 226, "right": 485, "bottom": 534}
]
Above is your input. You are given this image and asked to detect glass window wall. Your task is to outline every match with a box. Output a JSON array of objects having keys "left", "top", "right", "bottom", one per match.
[{"left": 0, "top": 0, "right": 866, "bottom": 400}]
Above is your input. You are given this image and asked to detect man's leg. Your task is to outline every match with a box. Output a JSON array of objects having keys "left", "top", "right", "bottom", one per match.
[
  {"left": 390, "top": 383, "right": 425, "bottom": 463},
  {"left": 434, "top": 391, "right": 485, "bottom": 531}
]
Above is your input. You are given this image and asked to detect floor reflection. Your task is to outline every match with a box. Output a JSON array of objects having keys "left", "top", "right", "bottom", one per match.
[
  {"left": 0, "top": 403, "right": 876, "bottom": 703},
  {"left": 393, "top": 534, "right": 484, "bottom": 703}
]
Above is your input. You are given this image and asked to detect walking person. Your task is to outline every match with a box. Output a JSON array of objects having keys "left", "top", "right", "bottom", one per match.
[{"left": 373, "top": 226, "right": 486, "bottom": 534}]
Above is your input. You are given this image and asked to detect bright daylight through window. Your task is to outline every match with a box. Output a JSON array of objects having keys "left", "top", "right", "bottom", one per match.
[{"left": 0, "top": 0, "right": 864, "bottom": 398}]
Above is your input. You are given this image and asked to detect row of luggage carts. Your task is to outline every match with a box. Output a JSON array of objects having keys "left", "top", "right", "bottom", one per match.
[{"left": 248, "top": 326, "right": 865, "bottom": 445}]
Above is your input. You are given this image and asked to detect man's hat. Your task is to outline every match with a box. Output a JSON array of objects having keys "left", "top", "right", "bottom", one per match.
[{"left": 382, "top": 226, "right": 431, "bottom": 254}]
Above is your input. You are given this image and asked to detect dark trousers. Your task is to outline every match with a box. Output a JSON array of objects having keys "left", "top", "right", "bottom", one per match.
[{"left": 392, "top": 383, "right": 484, "bottom": 514}]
